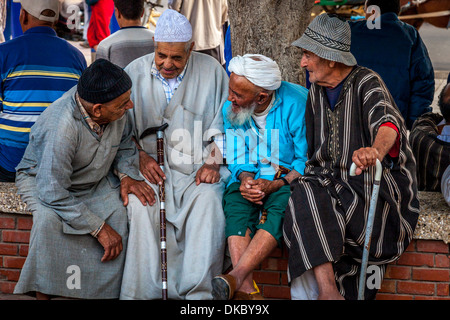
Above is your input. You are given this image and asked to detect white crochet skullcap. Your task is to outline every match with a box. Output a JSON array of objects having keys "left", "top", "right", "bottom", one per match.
[
  {"left": 228, "top": 54, "right": 282, "bottom": 91},
  {"left": 154, "top": 9, "right": 192, "bottom": 43}
]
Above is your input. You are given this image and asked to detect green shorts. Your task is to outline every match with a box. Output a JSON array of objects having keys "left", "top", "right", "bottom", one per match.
[{"left": 222, "top": 182, "right": 291, "bottom": 245}]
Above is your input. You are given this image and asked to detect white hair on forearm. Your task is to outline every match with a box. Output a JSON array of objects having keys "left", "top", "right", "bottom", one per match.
[{"left": 228, "top": 54, "right": 282, "bottom": 91}]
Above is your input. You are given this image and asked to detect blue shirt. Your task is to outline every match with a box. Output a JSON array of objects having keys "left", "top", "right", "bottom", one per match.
[
  {"left": 223, "top": 81, "right": 308, "bottom": 186},
  {"left": 350, "top": 13, "right": 434, "bottom": 129},
  {"left": 325, "top": 82, "right": 344, "bottom": 111},
  {"left": 324, "top": 67, "right": 354, "bottom": 110},
  {"left": 0, "top": 26, "right": 86, "bottom": 172}
]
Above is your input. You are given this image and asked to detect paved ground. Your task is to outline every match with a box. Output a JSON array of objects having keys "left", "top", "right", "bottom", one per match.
[
  {"left": 69, "top": 39, "right": 92, "bottom": 65},
  {"left": 419, "top": 23, "right": 450, "bottom": 72}
]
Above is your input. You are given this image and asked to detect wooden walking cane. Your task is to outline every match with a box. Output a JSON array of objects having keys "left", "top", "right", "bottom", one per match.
[
  {"left": 140, "top": 123, "right": 169, "bottom": 300},
  {"left": 349, "top": 159, "right": 382, "bottom": 300}
]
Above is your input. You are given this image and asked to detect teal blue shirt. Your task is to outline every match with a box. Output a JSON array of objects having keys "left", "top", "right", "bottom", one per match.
[{"left": 223, "top": 81, "right": 308, "bottom": 186}]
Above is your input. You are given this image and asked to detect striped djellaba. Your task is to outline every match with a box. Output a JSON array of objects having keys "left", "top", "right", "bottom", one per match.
[
  {"left": 283, "top": 66, "right": 420, "bottom": 300},
  {"left": 409, "top": 112, "right": 450, "bottom": 191}
]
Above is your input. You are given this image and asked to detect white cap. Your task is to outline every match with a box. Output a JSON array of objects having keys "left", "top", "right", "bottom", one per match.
[
  {"left": 154, "top": 9, "right": 192, "bottom": 43},
  {"left": 20, "top": 0, "right": 60, "bottom": 23}
]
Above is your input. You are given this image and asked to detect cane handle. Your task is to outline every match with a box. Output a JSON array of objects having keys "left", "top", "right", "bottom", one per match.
[{"left": 349, "top": 159, "right": 382, "bottom": 181}]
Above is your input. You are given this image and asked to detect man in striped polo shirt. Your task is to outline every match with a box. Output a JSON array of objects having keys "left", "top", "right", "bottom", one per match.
[{"left": 0, "top": 0, "right": 87, "bottom": 181}]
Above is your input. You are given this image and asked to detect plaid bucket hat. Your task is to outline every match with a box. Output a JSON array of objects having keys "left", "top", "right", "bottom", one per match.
[{"left": 292, "top": 13, "right": 357, "bottom": 66}]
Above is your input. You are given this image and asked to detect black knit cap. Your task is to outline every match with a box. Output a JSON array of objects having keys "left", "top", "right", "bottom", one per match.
[{"left": 77, "top": 58, "right": 132, "bottom": 104}]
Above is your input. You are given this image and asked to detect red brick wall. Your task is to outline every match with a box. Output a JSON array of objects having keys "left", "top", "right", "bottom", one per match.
[
  {"left": 1, "top": 212, "right": 449, "bottom": 300},
  {"left": 256, "top": 245, "right": 290, "bottom": 299},
  {"left": 0, "top": 214, "right": 31, "bottom": 294},
  {"left": 255, "top": 240, "right": 450, "bottom": 300},
  {"left": 377, "top": 240, "right": 450, "bottom": 300}
]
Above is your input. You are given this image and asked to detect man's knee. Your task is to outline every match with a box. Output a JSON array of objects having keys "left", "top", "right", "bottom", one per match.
[
  {"left": 196, "top": 182, "right": 224, "bottom": 200},
  {"left": 125, "top": 192, "right": 159, "bottom": 224},
  {"left": 31, "top": 205, "right": 62, "bottom": 233}
]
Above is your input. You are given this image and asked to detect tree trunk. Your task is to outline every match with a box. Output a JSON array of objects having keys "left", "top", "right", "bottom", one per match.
[{"left": 227, "top": 0, "right": 315, "bottom": 85}]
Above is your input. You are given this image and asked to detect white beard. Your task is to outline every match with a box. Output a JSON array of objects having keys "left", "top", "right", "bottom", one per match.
[{"left": 226, "top": 102, "right": 258, "bottom": 127}]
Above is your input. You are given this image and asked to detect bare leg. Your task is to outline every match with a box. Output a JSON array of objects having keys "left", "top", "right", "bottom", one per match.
[
  {"left": 228, "top": 229, "right": 277, "bottom": 293},
  {"left": 313, "top": 262, "right": 344, "bottom": 300},
  {"left": 227, "top": 229, "right": 254, "bottom": 293}
]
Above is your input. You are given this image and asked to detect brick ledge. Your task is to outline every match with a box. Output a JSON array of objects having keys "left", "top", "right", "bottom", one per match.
[{"left": 0, "top": 182, "right": 449, "bottom": 243}]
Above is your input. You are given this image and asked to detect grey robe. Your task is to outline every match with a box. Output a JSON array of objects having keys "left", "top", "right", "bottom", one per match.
[
  {"left": 120, "top": 52, "right": 230, "bottom": 300},
  {"left": 13, "top": 87, "right": 141, "bottom": 299}
]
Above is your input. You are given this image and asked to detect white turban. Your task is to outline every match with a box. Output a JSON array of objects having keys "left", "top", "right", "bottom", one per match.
[
  {"left": 154, "top": 9, "right": 192, "bottom": 43},
  {"left": 228, "top": 54, "right": 282, "bottom": 91}
]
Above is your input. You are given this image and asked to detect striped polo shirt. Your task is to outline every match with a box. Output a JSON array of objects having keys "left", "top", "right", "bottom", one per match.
[{"left": 0, "top": 26, "right": 86, "bottom": 172}]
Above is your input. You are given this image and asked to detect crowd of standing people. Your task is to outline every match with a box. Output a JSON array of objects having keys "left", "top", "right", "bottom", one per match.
[{"left": 0, "top": 0, "right": 448, "bottom": 301}]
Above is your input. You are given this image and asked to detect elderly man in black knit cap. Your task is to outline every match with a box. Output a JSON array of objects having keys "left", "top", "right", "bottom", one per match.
[{"left": 13, "top": 59, "right": 154, "bottom": 300}]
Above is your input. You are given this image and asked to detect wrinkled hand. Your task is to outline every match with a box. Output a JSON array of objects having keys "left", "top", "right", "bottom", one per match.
[
  {"left": 96, "top": 223, "right": 123, "bottom": 262},
  {"left": 195, "top": 163, "right": 220, "bottom": 185},
  {"left": 239, "top": 176, "right": 265, "bottom": 205},
  {"left": 139, "top": 151, "right": 166, "bottom": 185},
  {"left": 248, "top": 178, "right": 284, "bottom": 195},
  {"left": 120, "top": 176, "right": 156, "bottom": 206},
  {"left": 352, "top": 147, "right": 380, "bottom": 175}
]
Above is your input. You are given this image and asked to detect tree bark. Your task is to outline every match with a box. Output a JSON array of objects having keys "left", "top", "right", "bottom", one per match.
[{"left": 227, "top": 0, "right": 315, "bottom": 85}]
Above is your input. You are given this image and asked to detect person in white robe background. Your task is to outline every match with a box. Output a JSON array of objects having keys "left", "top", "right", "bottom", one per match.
[{"left": 120, "top": 9, "right": 230, "bottom": 300}]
